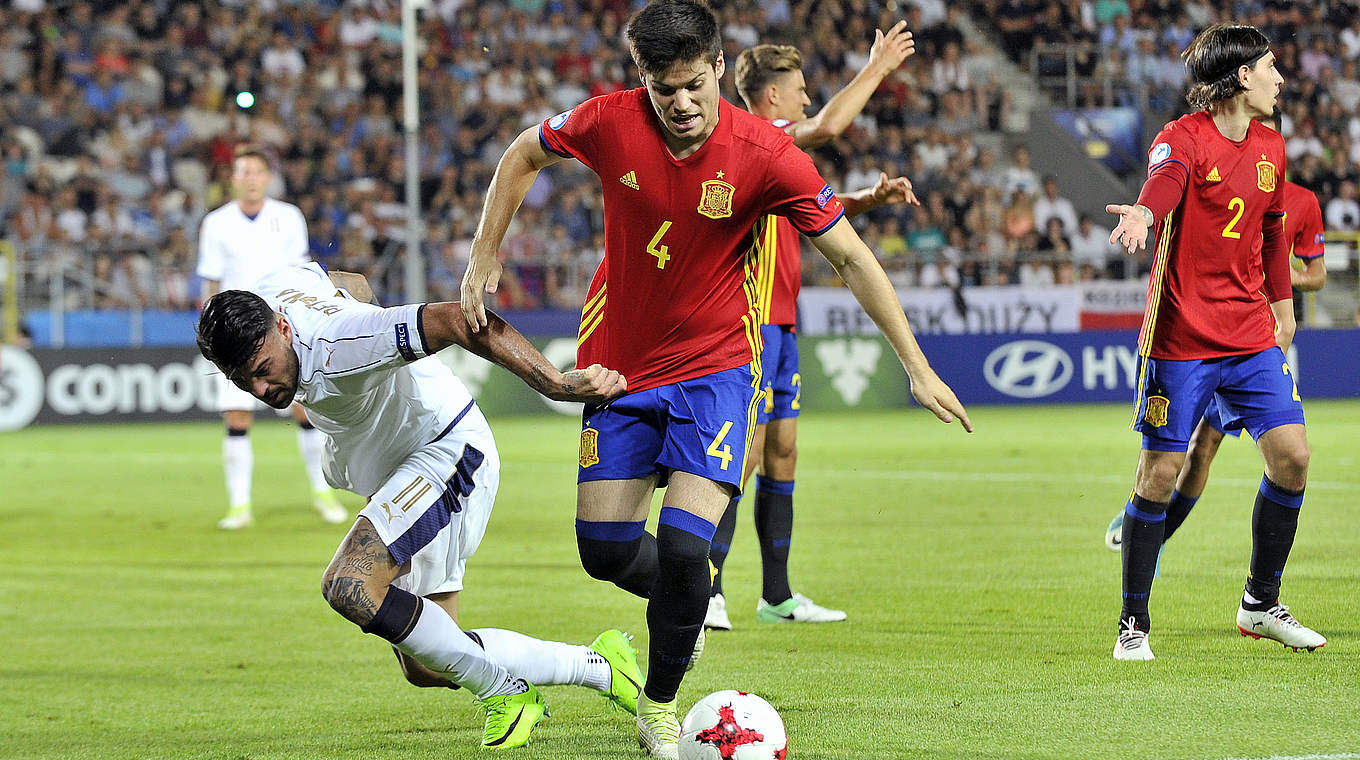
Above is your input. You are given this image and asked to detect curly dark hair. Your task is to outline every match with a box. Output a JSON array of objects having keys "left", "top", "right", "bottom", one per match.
[
  {"left": 625, "top": 0, "right": 722, "bottom": 77},
  {"left": 196, "top": 290, "right": 275, "bottom": 378},
  {"left": 1183, "top": 24, "right": 1272, "bottom": 110}
]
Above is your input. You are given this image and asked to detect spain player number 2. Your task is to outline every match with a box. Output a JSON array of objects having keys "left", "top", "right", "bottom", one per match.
[
  {"left": 1221, "top": 197, "right": 1245, "bottom": 239},
  {"left": 647, "top": 221, "right": 674, "bottom": 269}
]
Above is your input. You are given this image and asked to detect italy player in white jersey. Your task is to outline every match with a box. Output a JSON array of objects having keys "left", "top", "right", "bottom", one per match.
[
  {"left": 195, "top": 264, "right": 641, "bottom": 750},
  {"left": 195, "top": 144, "right": 343, "bottom": 530}
]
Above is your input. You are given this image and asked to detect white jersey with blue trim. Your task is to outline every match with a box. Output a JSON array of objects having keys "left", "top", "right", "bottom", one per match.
[{"left": 253, "top": 263, "right": 477, "bottom": 496}]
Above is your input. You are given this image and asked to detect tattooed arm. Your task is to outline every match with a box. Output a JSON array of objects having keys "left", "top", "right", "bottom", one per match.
[{"left": 418, "top": 302, "right": 628, "bottom": 403}]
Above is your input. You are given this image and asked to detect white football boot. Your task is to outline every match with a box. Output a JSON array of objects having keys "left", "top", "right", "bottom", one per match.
[
  {"left": 704, "top": 593, "right": 733, "bottom": 631},
  {"left": 1113, "top": 616, "right": 1155, "bottom": 661},
  {"left": 1236, "top": 603, "right": 1326, "bottom": 651}
]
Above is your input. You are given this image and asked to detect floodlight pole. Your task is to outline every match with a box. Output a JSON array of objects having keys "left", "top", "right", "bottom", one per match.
[{"left": 402, "top": 0, "right": 426, "bottom": 304}]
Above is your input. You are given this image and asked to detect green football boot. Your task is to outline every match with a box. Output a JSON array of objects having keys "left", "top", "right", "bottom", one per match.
[
  {"left": 479, "top": 681, "right": 547, "bottom": 750},
  {"left": 589, "top": 629, "right": 642, "bottom": 715}
]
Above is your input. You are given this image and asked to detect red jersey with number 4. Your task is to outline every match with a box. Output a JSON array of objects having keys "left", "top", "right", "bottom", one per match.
[
  {"left": 540, "top": 90, "right": 844, "bottom": 392},
  {"left": 1281, "top": 180, "right": 1325, "bottom": 261},
  {"left": 1139, "top": 111, "right": 1286, "bottom": 360}
]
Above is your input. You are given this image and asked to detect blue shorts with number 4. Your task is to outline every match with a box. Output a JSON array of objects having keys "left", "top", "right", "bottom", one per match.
[
  {"left": 1132, "top": 347, "right": 1304, "bottom": 452},
  {"left": 756, "top": 324, "right": 801, "bottom": 425},
  {"left": 577, "top": 365, "right": 759, "bottom": 491}
]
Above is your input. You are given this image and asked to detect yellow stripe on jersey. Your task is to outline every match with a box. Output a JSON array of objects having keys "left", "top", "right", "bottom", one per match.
[
  {"left": 577, "top": 283, "right": 607, "bottom": 349},
  {"left": 1130, "top": 210, "right": 1175, "bottom": 429},
  {"left": 741, "top": 227, "right": 765, "bottom": 371},
  {"left": 758, "top": 215, "right": 779, "bottom": 325}
]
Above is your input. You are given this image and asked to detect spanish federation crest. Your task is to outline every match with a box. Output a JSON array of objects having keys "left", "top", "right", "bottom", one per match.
[
  {"left": 698, "top": 179, "right": 735, "bottom": 219},
  {"left": 1144, "top": 395, "right": 1170, "bottom": 427},
  {"left": 579, "top": 427, "right": 600, "bottom": 468},
  {"left": 1256, "top": 158, "right": 1277, "bottom": 193}
]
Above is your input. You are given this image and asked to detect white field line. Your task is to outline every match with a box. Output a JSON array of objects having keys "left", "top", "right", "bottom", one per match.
[
  {"left": 1219, "top": 754, "right": 1360, "bottom": 760},
  {"left": 504, "top": 462, "right": 1359, "bottom": 493},
  {"left": 3, "top": 454, "right": 1356, "bottom": 493}
]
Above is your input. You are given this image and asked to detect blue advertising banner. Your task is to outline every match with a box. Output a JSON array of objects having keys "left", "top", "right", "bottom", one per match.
[
  {"left": 1052, "top": 108, "right": 1143, "bottom": 175},
  {"left": 914, "top": 329, "right": 1360, "bottom": 406}
]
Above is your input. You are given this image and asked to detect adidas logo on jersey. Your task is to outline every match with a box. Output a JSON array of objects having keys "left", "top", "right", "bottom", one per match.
[
  {"left": 619, "top": 171, "right": 639, "bottom": 190},
  {"left": 1206, "top": 166, "right": 1222, "bottom": 182}
]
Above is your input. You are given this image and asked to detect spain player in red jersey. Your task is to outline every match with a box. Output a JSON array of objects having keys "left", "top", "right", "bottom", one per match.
[
  {"left": 700, "top": 34, "right": 921, "bottom": 631},
  {"left": 1104, "top": 118, "right": 1327, "bottom": 565},
  {"left": 1104, "top": 24, "right": 1323, "bottom": 661},
  {"left": 460, "top": 1, "right": 970, "bottom": 754}
]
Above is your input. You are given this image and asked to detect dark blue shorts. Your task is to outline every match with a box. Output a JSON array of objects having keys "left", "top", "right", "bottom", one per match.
[
  {"left": 1201, "top": 397, "right": 1242, "bottom": 438},
  {"left": 577, "top": 365, "right": 760, "bottom": 491},
  {"left": 1132, "top": 347, "right": 1304, "bottom": 452},
  {"left": 756, "top": 324, "right": 801, "bottom": 425}
]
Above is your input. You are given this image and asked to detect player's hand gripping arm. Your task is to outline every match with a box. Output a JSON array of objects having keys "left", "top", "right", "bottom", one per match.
[
  {"left": 810, "top": 218, "right": 972, "bottom": 432},
  {"left": 328, "top": 270, "right": 380, "bottom": 305},
  {"left": 423, "top": 301, "right": 626, "bottom": 403},
  {"left": 839, "top": 172, "right": 920, "bottom": 218},
  {"left": 461, "top": 126, "right": 566, "bottom": 332},
  {"left": 1291, "top": 257, "right": 1326, "bottom": 291},
  {"left": 785, "top": 21, "right": 914, "bottom": 150}
]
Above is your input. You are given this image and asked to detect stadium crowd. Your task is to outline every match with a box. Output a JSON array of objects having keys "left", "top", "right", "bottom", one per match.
[{"left": 0, "top": 0, "right": 1354, "bottom": 313}]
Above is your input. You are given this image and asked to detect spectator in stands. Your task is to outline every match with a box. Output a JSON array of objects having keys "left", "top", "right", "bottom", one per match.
[
  {"left": 1003, "top": 145, "right": 1040, "bottom": 199},
  {"left": 1034, "top": 175, "right": 1078, "bottom": 239},
  {"left": 1325, "top": 180, "right": 1360, "bottom": 231},
  {"left": 1070, "top": 213, "right": 1115, "bottom": 276}
]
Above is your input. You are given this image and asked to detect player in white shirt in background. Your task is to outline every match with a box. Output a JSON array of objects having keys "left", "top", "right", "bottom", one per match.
[
  {"left": 195, "top": 264, "right": 641, "bottom": 750},
  {"left": 195, "top": 145, "right": 345, "bottom": 530}
]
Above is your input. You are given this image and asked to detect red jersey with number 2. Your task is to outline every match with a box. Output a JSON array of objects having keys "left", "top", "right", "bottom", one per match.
[
  {"left": 540, "top": 89, "right": 844, "bottom": 392},
  {"left": 1139, "top": 111, "right": 1286, "bottom": 360}
]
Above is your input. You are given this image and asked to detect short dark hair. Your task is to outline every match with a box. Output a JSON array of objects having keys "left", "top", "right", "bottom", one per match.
[
  {"left": 233, "top": 143, "right": 272, "bottom": 171},
  {"left": 1183, "top": 24, "right": 1272, "bottom": 110},
  {"left": 735, "top": 44, "right": 802, "bottom": 104},
  {"left": 625, "top": 0, "right": 722, "bottom": 77},
  {"left": 197, "top": 290, "right": 275, "bottom": 378}
]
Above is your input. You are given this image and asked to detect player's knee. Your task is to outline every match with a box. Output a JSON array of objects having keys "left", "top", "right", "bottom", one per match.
[
  {"left": 577, "top": 535, "right": 640, "bottom": 582},
  {"left": 1270, "top": 441, "right": 1310, "bottom": 485},
  {"left": 320, "top": 558, "right": 382, "bottom": 627}
]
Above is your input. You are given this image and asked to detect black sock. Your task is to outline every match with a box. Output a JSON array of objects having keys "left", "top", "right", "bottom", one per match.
[
  {"left": 754, "top": 476, "right": 794, "bottom": 605},
  {"left": 1161, "top": 489, "right": 1199, "bottom": 543},
  {"left": 576, "top": 520, "right": 659, "bottom": 599},
  {"left": 708, "top": 494, "right": 740, "bottom": 596},
  {"left": 644, "top": 507, "right": 713, "bottom": 704},
  {"left": 1244, "top": 476, "right": 1303, "bottom": 608},
  {"left": 1120, "top": 495, "right": 1167, "bottom": 632}
]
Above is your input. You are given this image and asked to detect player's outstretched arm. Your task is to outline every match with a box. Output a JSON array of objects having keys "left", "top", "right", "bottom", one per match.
[
  {"left": 839, "top": 172, "right": 920, "bottom": 218},
  {"left": 810, "top": 218, "right": 972, "bottom": 432},
  {"left": 422, "top": 302, "right": 626, "bottom": 403},
  {"left": 461, "top": 126, "right": 566, "bottom": 332},
  {"left": 1104, "top": 203, "right": 1152, "bottom": 254},
  {"left": 785, "top": 21, "right": 914, "bottom": 150}
]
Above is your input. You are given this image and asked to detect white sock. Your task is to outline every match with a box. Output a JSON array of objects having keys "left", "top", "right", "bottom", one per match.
[
  {"left": 471, "top": 628, "right": 611, "bottom": 691},
  {"left": 399, "top": 598, "right": 520, "bottom": 699},
  {"left": 223, "top": 435, "right": 253, "bottom": 508},
  {"left": 296, "top": 426, "right": 330, "bottom": 492},
  {"left": 1243, "top": 590, "right": 1264, "bottom": 606}
]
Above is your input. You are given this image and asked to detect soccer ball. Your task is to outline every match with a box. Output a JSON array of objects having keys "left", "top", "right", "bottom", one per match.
[{"left": 678, "top": 690, "right": 788, "bottom": 760}]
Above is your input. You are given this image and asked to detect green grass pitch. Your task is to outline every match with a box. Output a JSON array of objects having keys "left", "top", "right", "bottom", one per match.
[{"left": 2, "top": 402, "right": 1358, "bottom": 759}]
